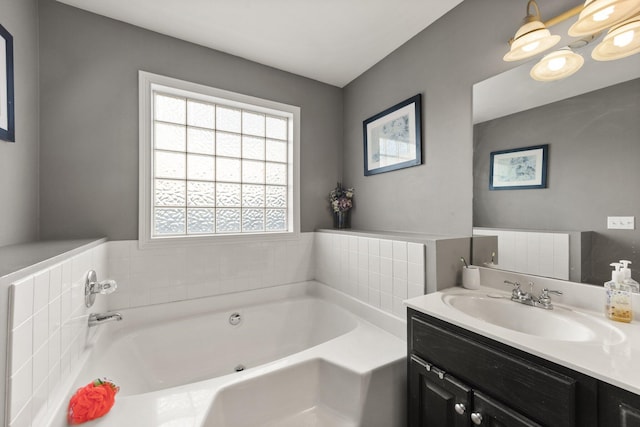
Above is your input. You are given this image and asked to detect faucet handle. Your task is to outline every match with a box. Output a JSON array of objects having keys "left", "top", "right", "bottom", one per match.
[
  {"left": 537, "top": 288, "right": 563, "bottom": 309},
  {"left": 85, "top": 270, "right": 118, "bottom": 308},
  {"left": 540, "top": 288, "right": 563, "bottom": 298},
  {"left": 504, "top": 280, "right": 527, "bottom": 300},
  {"left": 95, "top": 279, "right": 118, "bottom": 295}
]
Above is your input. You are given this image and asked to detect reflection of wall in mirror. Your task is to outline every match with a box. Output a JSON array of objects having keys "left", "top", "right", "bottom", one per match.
[
  {"left": 473, "top": 78, "right": 640, "bottom": 285},
  {"left": 473, "top": 227, "right": 593, "bottom": 283}
]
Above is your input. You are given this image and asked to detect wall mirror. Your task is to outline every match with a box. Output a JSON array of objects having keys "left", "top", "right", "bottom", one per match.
[{"left": 472, "top": 40, "right": 640, "bottom": 286}]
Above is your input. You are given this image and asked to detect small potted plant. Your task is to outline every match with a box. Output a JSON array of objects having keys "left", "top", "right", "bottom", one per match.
[{"left": 329, "top": 182, "right": 354, "bottom": 229}]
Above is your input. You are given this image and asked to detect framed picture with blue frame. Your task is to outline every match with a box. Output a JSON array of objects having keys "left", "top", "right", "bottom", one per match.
[
  {"left": 363, "top": 94, "right": 422, "bottom": 176},
  {"left": 0, "top": 22, "right": 15, "bottom": 142},
  {"left": 489, "top": 144, "right": 548, "bottom": 190}
]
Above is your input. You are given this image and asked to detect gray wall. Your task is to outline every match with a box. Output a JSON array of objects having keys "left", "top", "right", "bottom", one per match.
[
  {"left": 0, "top": 0, "right": 39, "bottom": 246},
  {"left": 340, "top": 0, "right": 576, "bottom": 236},
  {"left": 38, "top": 0, "right": 343, "bottom": 240},
  {"left": 0, "top": 0, "right": 39, "bottom": 420},
  {"left": 474, "top": 79, "right": 640, "bottom": 284}
]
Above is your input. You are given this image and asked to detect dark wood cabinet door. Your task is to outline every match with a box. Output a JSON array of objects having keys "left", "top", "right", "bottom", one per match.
[
  {"left": 471, "top": 391, "right": 543, "bottom": 427},
  {"left": 409, "top": 355, "right": 471, "bottom": 427},
  {"left": 599, "top": 382, "right": 640, "bottom": 427},
  {"left": 620, "top": 404, "right": 640, "bottom": 427}
]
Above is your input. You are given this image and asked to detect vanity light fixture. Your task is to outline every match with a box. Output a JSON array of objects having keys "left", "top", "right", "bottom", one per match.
[
  {"left": 530, "top": 47, "right": 585, "bottom": 81},
  {"left": 591, "top": 15, "right": 640, "bottom": 60},
  {"left": 503, "top": 0, "right": 561, "bottom": 61},
  {"left": 568, "top": 0, "right": 640, "bottom": 36},
  {"left": 505, "top": 0, "right": 640, "bottom": 81}
]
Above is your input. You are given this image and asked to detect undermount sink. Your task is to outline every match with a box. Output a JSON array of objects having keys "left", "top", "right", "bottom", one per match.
[{"left": 442, "top": 293, "right": 626, "bottom": 344}]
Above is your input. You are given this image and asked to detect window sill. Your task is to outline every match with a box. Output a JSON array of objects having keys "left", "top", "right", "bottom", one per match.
[{"left": 137, "top": 230, "right": 302, "bottom": 250}]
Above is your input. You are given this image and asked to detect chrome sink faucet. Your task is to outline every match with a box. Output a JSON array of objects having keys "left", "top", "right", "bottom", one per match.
[
  {"left": 503, "top": 280, "right": 562, "bottom": 310},
  {"left": 88, "top": 312, "right": 123, "bottom": 327}
]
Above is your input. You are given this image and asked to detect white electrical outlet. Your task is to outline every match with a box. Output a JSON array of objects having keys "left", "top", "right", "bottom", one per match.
[{"left": 607, "top": 216, "right": 635, "bottom": 230}]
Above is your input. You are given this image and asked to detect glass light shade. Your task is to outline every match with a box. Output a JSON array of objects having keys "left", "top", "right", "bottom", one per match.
[
  {"left": 569, "top": 0, "right": 640, "bottom": 36},
  {"left": 504, "top": 20, "right": 561, "bottom": 61},
  {"left": 530, "top": 48, "right": 585, "bottom": 81},
  {"left": 592, "top": 16, "right": 640, "bottom": 60}
]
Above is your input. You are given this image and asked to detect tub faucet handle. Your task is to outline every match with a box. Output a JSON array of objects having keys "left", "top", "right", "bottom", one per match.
[
  {"left": 94, "top": 279, "right": 117, "bottom": 295},
  {"left": 85, "top": 270, "right": 118, "bottom": 308}
]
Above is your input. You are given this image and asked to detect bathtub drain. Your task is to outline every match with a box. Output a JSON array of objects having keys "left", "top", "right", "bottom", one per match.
[
  {"left": 234, "top": 364, "right": 245, "bottom": 372},
  {"left": 229, "top": 312, "right": 242, "bottom": 325}
]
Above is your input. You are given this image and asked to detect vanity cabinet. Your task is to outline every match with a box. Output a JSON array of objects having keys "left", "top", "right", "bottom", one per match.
[{"left": 408, "top": 308, "right": 598, "bottom": 427}]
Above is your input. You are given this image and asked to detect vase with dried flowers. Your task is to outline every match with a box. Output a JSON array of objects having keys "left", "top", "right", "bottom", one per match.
[{"left": 329, "top": 182, "right": 354, "bottom": 229}]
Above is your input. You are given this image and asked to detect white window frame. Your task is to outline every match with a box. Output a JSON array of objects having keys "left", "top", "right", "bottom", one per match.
[{"left": 138, "top": 71, "right": 300, "bottom": 248}]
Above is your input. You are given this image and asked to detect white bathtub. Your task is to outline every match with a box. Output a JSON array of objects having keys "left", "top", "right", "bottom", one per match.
[{"left": 47, "top": 281, "right": 406, "bottom": 427}]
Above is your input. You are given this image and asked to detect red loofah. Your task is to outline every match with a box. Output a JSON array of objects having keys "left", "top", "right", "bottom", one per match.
[{"left": 67, "top": 378, "right": 119, "bottom": 424}]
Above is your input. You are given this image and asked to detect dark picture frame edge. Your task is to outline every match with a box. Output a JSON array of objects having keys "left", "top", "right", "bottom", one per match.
[
  {"left": 0, "top": 22, "right": 15, "bottom": 143},
  {"left": 363, "top": 94, "right": 422, "bottom": 176},
  {"left": 489, "top": 144, "right": 549, "bottom": 190}
]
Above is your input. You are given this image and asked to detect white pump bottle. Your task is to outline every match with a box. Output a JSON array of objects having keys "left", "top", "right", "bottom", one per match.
[{"left": 619, "top": 260, "right": 639, "bottom": 293}]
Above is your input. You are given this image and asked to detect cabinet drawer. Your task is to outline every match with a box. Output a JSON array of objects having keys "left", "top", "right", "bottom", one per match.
[{"left": 410, "top": 314, "right": 576, "bottom": 426}]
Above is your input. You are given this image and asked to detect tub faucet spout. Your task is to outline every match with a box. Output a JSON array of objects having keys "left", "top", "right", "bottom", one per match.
[{"left": 88, "top": 312, "right": 123, "bottom": 327}]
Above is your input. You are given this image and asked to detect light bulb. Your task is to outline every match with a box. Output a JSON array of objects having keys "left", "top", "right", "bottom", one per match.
[
  {"left": 593, "top": 5, "right": 615, "bottom": 22},
  {"left": 522, "top": 41, "right": 541, "bottom": 52},
  {"left": 570, "top": 0, "right": 640, "bottom": 36},
  {"left": 530, "top": 48, "right": 584, "bottom": 81},
  {"left": 548, "top": 56, "right": 567, "bottom": 71},
  {"left": 613, "top": 29, "right": 634, "bottom": 47}
]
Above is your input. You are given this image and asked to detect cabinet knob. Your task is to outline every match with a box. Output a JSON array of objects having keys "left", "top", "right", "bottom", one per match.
[
  {"left": 470, "top": 412, "right": 483, "bottom": 425},
  {"left": 454, "top": 403, "right": 466, "bottom": 415}
]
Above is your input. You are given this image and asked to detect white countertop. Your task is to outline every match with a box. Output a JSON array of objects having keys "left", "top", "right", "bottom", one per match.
[{"left": 405, "top": 285, "right": 640, "bottom": 395}]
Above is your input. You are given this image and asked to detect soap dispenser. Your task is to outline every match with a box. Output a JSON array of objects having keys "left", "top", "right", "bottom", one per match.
[
  {"left": 605, "top": 262, "right": 633, "bottom": 323},
  {"left": 619, "top": 260, "right": 640, "bottom": 293}
]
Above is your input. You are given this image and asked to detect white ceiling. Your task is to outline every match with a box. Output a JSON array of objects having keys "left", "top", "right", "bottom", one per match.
[{"left": 56, "top": 0, "right": 464, "bottom": 88}]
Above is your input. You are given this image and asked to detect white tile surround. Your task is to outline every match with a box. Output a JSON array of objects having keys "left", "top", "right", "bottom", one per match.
[
  {"left": 6, "top": 244, "right": 107, "bottom": 427},
  {"left": 4, "top": 230, "right": 427, "bottom": 426},
  {"left": 315, "top": 232, "right": 425, "bottom": 317},
  {"left": 104, "top": 233, "right": 315, "bottom": 310}
]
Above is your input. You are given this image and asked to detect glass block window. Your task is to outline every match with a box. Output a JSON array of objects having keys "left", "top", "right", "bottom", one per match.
[{"left": 140, "top": 72, "right": 297, "bottom": 242}]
